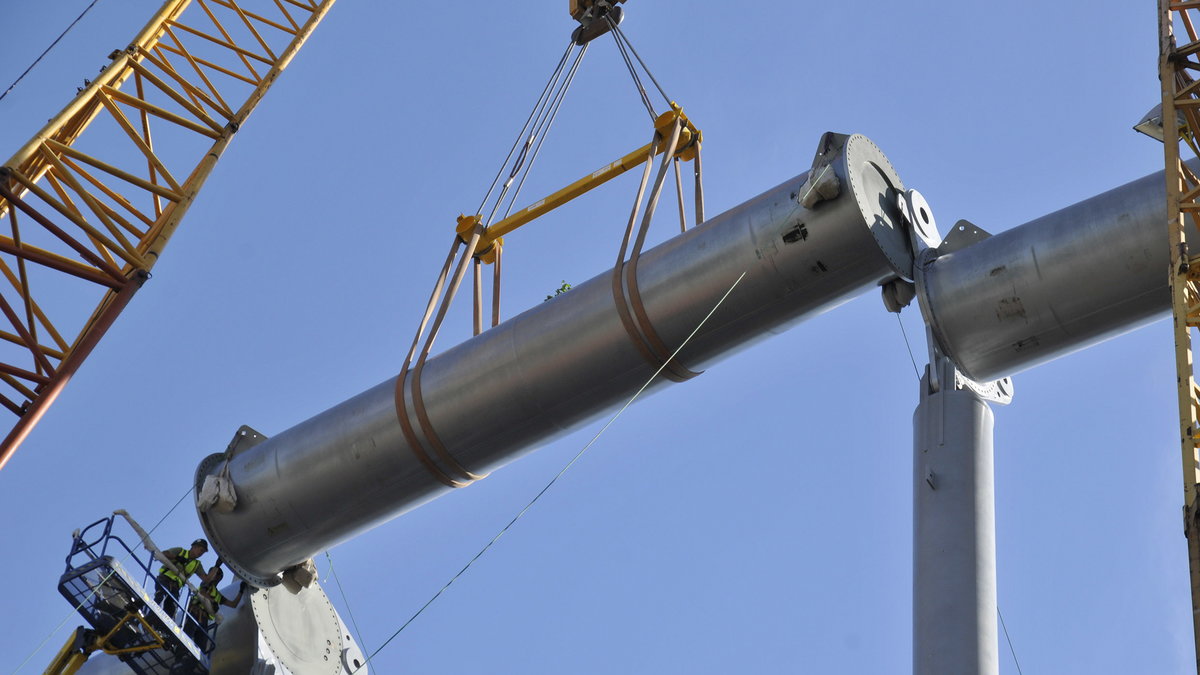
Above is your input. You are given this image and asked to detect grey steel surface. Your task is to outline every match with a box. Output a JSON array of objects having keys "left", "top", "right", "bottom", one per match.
[
  {"left": 918, "top": 168, "right": 1172, "bottom": 382},
  {"left": 209, "top": 599, "right": 259, "bottom": 675},
  {"left": 913, "top": 364, "right": 999, "bottom": 675},
  {"left": 249, "top": 582, "right": 344, "bottom": 675},
  {"left": 210, "top": 580, "right": 367, "bottom": 674},
  {"left": 198, "top": 133, "right": 920, "bottom": 583}
]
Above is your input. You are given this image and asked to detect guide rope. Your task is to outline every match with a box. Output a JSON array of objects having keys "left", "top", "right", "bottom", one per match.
[
  {"left": 0, "top": 0, "right": 104, "bottom": 105},
  {"left": 998, "top": 606, "right": 1025, "bottom": 675},
  {"left": 896, "top": 313, "right": 921, "bottom": 381},
  {"left": 325, "top": 551, "right": 372, "bottom": 667},
  {"left": 363, "top": 271, "right": 746, "bottom": 669}
]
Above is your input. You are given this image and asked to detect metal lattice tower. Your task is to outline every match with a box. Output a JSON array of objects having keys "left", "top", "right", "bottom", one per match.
[
  {"left": 0, "top": 0, "right": 335, "bottom": 470},
  {"left": 1158, "top": 1, "right": 1200, "bottom": 669}
]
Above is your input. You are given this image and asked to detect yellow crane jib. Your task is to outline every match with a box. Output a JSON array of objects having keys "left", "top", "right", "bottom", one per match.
[
  {"left": 457, "top": 103, "right": 701, "bottom": 262},
  {"left": 0, "top": 0, "right": 335, "bottom": 471}
]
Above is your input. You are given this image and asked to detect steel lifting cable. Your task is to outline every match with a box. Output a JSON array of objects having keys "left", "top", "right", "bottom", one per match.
[
  {"left": 12, "top": 486, "right": 194, "bottom": 674},
  {"left": 481, "top": 41, "right": 586, "bottom": 227},
  {"left": 606, "top": 16, "right": 656, "bottom": 121},
  {"left": 361, "top": 270, "right": 747, "bottom": 670},
  {"left": 470, "top": 40, "right": 586, "bottom": 335},
  {"left": 499, "top": 44, "right": 590, "bottom": 222},
  {"left": 610, "top": 20, "right": 671, "bottom": 106},
  {"left": 603, "top": 16, "right": 703, "bottom": 232},
  {"left": 396, "top": 42, "right": 591, "bottom": 489},
  {"left": 475, "top": 40, "right": 578, "bottom": 216}
]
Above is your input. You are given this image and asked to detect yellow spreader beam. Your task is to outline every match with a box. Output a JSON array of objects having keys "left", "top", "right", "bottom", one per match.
[{"left": 458, "top": 103, "right": 701, "bottom": 260}]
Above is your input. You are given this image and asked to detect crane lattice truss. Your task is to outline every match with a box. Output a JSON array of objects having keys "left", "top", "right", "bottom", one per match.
[
  {"left": 1160, "top": 1, "right": 1200, "bottom": 670},
  {"left": 0, "top": 0, "right": 334, "bottom": 469}
]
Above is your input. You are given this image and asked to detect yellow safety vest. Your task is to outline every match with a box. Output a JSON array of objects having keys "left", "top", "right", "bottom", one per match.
[
  {"left": 189, "top": 584, "right": 224, "bottom": 621},
  {"left": 160, "top": 549, "right": 201, "bottom": 584}
]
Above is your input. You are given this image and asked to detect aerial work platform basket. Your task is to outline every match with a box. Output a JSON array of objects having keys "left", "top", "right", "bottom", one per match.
[{"left": 57, "top": 515, "right": 212, "bottom": 674}]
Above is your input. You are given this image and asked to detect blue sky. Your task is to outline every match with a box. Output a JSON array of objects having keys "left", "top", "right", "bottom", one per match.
[{"left": 0, "top": 1, "right": 1186, "bottom": 673}]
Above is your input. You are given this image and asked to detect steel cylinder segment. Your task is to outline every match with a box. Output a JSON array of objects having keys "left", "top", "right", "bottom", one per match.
[
  {"left": 196, "top": 133, "right": 921, "bottom": 584},
  {"left": 913, "top": 368, "right": 999, "bottom": 675},
  {"left": 918, "top": 168, "right": 1177, "bottom": 383}
]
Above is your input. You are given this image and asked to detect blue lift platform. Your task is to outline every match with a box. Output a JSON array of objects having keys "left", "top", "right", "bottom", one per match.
[{"left": 55, "top": 515, "right": 216, "bottom": 674}]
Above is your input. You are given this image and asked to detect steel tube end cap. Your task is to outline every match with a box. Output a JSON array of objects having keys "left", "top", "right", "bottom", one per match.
[
  {"left": 840, "top": 134, "right": 916, "bottom": 280},
  {"left": 196, "top": 450, "right": 282, "bottom": 589}
]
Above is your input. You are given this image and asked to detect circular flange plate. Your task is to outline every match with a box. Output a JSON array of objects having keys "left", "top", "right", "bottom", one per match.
[
  {"left": 842, "top": 134, "right": 913, "bottom": 279},
  {"left": 195, "top": 452, "right": 280, "bottom": 589},
  {"left": 250, "top": 582, "right": 344, "bottom": 675}
]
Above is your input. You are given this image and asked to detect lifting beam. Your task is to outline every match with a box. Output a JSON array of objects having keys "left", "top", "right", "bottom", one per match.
[{"left": 456, "top": 104, "right": 701, "bottom": 261}]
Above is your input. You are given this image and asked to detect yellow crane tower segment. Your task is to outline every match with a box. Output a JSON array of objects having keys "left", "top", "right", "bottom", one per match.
[
  {"left": 0, "top": 0, "right": 334, "bottom": 470},
  {"left": 1158, "top": 1, "right": 1200, "bottom": 670}
]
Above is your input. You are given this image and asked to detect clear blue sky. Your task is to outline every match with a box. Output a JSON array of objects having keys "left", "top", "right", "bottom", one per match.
[{"left": 0, "top": 1, "right": 1185, "bottom": 673}]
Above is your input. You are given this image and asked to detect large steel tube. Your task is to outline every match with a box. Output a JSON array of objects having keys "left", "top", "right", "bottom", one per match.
[
  {"left": 197, "top": 133, "right": 920, "bottom": 585},
  {"left": 918, "top": 169, "right": 1171, "bottom": 382},
  {"left": 913, "top": 363, "right": 998, "bottom": 675}
]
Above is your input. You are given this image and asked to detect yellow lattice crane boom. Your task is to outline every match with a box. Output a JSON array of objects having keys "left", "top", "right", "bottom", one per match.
[
  {"left": 0, "top": 0, "right": 334, "bottom": 470},
  {"left": 1158, "top": 1, "right": 1200, "bottom": 670}
]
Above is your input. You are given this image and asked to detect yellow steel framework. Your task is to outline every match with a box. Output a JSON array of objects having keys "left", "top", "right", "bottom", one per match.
[
  {"left": 0, "top": 0, "right": 334, "bottom": 470},
  {"left": 1159, "top": 1, "right": 1200, "bottom": 669},
  {"left": 461, "top": 103, "right": 701, "bottom": 261}
]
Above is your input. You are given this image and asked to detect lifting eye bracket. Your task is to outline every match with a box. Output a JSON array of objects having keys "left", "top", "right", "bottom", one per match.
[{"left": 453, "top": 102, "right": 702, "bottom": 261}]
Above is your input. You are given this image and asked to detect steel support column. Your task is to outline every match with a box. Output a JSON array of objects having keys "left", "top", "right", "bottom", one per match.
[{"left": 913, "top": 358, "right": 1002, "bottom": 675}]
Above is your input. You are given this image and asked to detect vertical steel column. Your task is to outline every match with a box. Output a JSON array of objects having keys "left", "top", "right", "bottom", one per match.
[{"left": 913, "top": 358, "right": 1002, "bottom": 675}]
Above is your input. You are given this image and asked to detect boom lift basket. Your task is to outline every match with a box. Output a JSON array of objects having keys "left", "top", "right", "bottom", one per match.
[{"left": 57, "top": 515, "right": 211, "bottom": 674}]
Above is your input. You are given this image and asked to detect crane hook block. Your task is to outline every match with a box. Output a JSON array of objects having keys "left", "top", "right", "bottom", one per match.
[{"left": 571, "top": 0, "right": 627, "bottom": 45}]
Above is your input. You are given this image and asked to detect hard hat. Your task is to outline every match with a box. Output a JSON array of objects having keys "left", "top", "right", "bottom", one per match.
[{"left": 192, "top": 538, "right": 209, "bottom": 549}]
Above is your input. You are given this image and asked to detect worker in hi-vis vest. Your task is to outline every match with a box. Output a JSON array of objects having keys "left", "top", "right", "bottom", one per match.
[
  {"left": 154, "top": 538, "right": 212, "bottom": 620},
  {"left": 184, "top": 564, "right": 246, "bottom": 652}
]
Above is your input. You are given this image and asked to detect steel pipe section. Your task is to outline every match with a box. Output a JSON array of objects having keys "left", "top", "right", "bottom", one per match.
[
  {"left": 197, "top": 133, "right": 923, "bottom": 585},
  {"left": 913, "top": 365, "right": 999, "bottom": 675},
  {"left": 918, "top": 168, "right": 1172, "bottom": 382}
]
